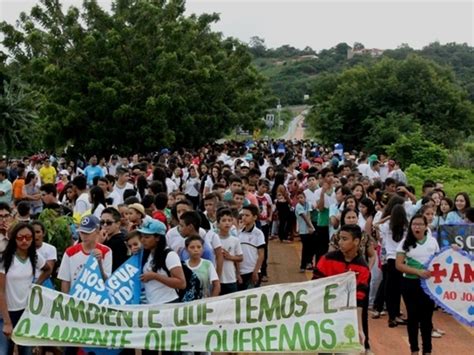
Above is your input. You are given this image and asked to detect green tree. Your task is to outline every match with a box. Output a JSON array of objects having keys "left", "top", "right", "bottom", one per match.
[
  {"left": 386, "top": 130, "right": 448, "bottom": 169},
  {"left": 1, "top": 0, "right": 267, "bottom": 155},
  {"left": 344, "top": 324, "right": 356, "bottom": 344},
  {"left": 0, "top": 78, "right": 40, "bottom": 156},
  {"left": 306, "top": 55, "right": 474, "bottom": 151}
]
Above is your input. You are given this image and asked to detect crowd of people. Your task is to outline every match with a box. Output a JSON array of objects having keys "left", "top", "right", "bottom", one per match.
[{"left": 0, "top": 139, "right": 472, "bottom": 355}]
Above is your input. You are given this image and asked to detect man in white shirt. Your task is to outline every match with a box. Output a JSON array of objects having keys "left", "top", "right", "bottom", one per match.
[
  {"left": 366, "top": 160, "right": 381, "bottom": 182},
  {"left": 72, "top": 175, "right": 91, "bottom": 216},
  {"left": 109, "top": 168, "right": 135, "bottom": 205}
]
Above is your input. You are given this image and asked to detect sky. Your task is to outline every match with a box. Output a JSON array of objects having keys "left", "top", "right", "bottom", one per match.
[{"left": 0, "top": 0, "right": 472, "bottom": 51}]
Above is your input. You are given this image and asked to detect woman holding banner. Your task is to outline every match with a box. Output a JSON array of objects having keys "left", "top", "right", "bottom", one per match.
[
  {"left": 138, "top": 219, "right": 186, "bottom": 354},
  {"left": 0, "top": 222, "right": 51, "bottom": 355},
  {"left": 396, "top": 214, "right": 440, "bottom": 355}
]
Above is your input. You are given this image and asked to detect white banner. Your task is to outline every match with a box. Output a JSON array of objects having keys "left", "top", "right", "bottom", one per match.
[{"left": 13, "top": 272, "right": 362, "bottom": 353}]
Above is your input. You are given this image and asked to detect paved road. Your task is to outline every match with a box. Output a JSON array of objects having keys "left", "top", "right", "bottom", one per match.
[
  {"left": 280, "top": 109, "right": 308, "bottom": 140},
  {"left": 241, "top": 239, "right": 473, "bottom": 354}
]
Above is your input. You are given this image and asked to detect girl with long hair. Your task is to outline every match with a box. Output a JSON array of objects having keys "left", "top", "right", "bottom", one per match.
[
  {"left": 359, "top": 197, "right": 376, "bottom": 237},
  {"left": 22, "top": 172, "right": 42, "bottom": 216},
  {"left": 432, "top": 197, "right": 454, "bottom": 229},
  {"left": 446, "top": 192, "right": 471, "bottom": 223},
  {"left": 265, "top": 166, "right": 276, "bottom": 190},
  {"left": 0, "top": 223, "right": 51, "bottom": 355},
  {"left": 202, "top": 165, "right": 221, "bottom": 197},
  {"left": 183, "top": 165, "right": 200, "bottom": 209},
  {"left": 138, "top": 219, "right": 185, "bottom": 304},
  {"left": 379, "top": 203, "right": 408, "bottom": 328},
  {"left": 89, "top": 186, "right": 106, "bottom": 219},
  {"left": 396, "top": 214, "right": 440, "bottom": 355},
  {"left": 351, "top": 182, "right": 366, "bottom": 203},
  {"left": 275, "top": 185, "right": 292, "bottom": 243}
]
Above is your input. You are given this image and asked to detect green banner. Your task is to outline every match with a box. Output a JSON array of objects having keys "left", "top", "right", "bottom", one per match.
[{"left": 13, "top": 272, "right": 363, "bottom": 353}]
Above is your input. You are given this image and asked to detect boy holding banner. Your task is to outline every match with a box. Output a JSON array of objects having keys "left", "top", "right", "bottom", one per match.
[
  {"left": 58, "top": 215, "right": 112, "bottom": 293},
  {"left": 313, "top": 224, "right": 369, "bottom": 349}
]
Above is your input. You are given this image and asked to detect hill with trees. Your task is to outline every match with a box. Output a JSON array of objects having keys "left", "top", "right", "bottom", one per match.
[{"left": 250, "top": 39, "right": 474, "bottom": 105}]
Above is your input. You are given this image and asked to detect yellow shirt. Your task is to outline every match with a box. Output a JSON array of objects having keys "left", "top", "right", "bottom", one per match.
[{"left": 39, "top": 166, "right": 57, "bottom": 184}]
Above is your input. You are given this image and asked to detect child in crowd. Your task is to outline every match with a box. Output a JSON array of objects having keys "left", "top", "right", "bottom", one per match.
[
  {"left": 125, "top": 230, "right": 142, "bottom": 255},
  {"left": 295, "top": 190, "right": 315, "bottom": 272},
  {"left": 313, "top": 224, "right": 370, "bottom": 348},
  {"left": 216, "top": 208, "right": 243, "bottom": 295},
  {"left": 185, "top": 236, "right": 220, "bottom": 298},
  {"left": 237, "top": 204, "right": 265, "bottom": 290}
]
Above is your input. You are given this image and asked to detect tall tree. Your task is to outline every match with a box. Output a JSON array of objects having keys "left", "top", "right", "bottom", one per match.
[
  {"left": 306, "top": 55, "right": 474, "bottom": 151},
  {"left": 0, "top": 0, "right": 267, "bottom": 155}
]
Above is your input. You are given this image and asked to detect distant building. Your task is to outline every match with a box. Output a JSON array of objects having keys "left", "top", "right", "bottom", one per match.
[{"left": 347, "top": 48, "right": 384, "bottom": 59}]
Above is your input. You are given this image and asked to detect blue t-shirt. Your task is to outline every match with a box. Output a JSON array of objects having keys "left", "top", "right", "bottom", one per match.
[
  {"left": 179, "top": 240, "right": 216, "bottom": 265},
  {"left": 84, "top": 165, "right": 104, "bottom": 186},
  {"left": 295, "top": 202, "right": 312, "bottom": 235},
  {"left": 445, "top": 211, "right": 464, "bottom": 224}
]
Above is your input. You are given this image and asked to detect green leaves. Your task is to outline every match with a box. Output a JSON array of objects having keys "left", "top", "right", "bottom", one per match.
[
  {"left": 1, "top": 0, "right": 266, "bottom": 155},
  {"left": 306, "top": 55, "right": 474, "bottom": 151}
]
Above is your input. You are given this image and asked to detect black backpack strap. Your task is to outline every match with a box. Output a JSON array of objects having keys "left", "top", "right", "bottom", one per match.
[{"left": 161, "top": 248, "right": 173, "bottom": 276}]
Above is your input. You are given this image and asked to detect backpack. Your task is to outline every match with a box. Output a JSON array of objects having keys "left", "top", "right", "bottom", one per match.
[{"left": 162, "top": 249, "right": 203, "bottom": 302}]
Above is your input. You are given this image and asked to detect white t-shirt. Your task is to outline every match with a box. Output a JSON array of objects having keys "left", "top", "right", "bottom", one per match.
[
  {"left": 366, "top": 168, "right": 380, "bottom": 181},
  {"left": 111, "top": 182, "right": 135, "bottom": 205},
  {"left": 238, "top": 226, "right": 265, "bottom": 274},
  {"left": 184, "top": 177, "right": 200, "bottom": 197},
  {"left": 379, "top": 221, "right": 405, "bottom": 260},
  {"left": 74, "top": 192, "right": 92, "bottom": 215},
  {"left": 186, "top": 259, "right": 218, "bottom": 298},
  {"left": 167, "top": 227, "right": 220, "bottom": 252},
  {"left": 203, "top": 229, "right": 222, "bottom": 251},
  {"left": 165, "top": 178, "right": 178, "bottom": 194},
  {"left": 37, "top": 242, "right": 57, "bottom": 262},
  {"left": 304, "top": 188, "right": 319, "bottom": 209},
  {"left": 396, "top": 236, "right": 439, "bottom": 278},
  {"left": 314, "top": 188, "right": 337, "bottom": 210},
  {"left": 57, "top": 243, "right": 112, "bottom": 283},
  {"left": 219, "top": 235, "right": 243, "bottom": 284},
  {"left": 92, "top": 203, "right": 106, "bottom": 219},
  {"left": 0, "top": 254, "right": 46, "bottom": 311},
  {"left": 143, "top": 251, "right": 181, "bottom": 304},
  {"left": 357, "top": 163, "right": 370, "bottom": 176}
]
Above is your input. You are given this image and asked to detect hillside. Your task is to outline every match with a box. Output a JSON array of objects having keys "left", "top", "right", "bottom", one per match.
[{"left": 250, "top": 41, "right": 474, "bottom": 105}]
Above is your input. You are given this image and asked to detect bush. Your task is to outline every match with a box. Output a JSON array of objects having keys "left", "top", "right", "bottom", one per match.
[
  {"left": 386, "top": 131, "right": 448, "bottom": 169},
  {"left": 406, "top": 164, "right": 474, "bottom": 198},
  {"left": 448, "top": 140, "right": 474, "bottom": 169}
]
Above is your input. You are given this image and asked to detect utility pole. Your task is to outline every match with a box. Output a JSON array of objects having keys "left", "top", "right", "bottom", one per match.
[{"left": 277, "top": 98, "right": 281, "bottom": 127}]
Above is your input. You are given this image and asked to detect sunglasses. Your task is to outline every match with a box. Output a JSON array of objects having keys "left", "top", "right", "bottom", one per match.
[
  {"left": 100, "top": 220, "right": 115, "bottom": 226},
  {"left": 16, "top": 235, "right": 33, "bottom": 242}
]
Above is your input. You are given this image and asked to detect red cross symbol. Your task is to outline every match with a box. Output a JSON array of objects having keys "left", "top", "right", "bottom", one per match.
[{"left": 431, "top": 263, "right": 447, "bottom": 284}]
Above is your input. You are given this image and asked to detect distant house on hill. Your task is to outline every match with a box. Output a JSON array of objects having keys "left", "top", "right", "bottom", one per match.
[{"left": 347, "top": 48, "right": 384, "bottom": 59}]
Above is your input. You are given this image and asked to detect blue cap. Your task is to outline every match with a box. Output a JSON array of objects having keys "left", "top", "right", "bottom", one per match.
[
  {"left": 78, "top": 215, "right": 100, "bottom": 234},
  {"left": 160, "top": 148, "right": 170, "bottom": 154},
  {"left": 137, "top": 219, "right": 167, "bottom": 236}
]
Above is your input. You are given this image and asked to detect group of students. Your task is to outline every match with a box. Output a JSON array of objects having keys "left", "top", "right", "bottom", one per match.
[{"left": 0, "top": 140, "right": 472, "bottom": 355}]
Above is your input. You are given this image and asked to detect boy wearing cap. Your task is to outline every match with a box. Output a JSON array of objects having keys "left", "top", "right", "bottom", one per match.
[
  {"left": 58, "top": 215, "right": 112, "bottom": 293},
  {"left": 127, "top": 203, "right": 146, "bottom": 231}
]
